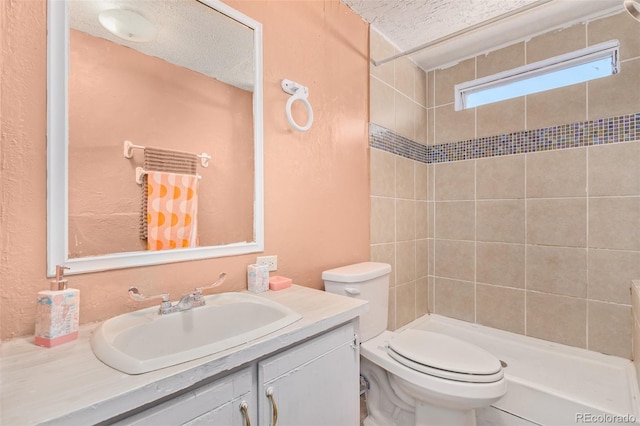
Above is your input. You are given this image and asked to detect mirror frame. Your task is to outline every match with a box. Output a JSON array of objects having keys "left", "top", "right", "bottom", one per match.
[{"left": 47, "top": 0, "right": 264, "bottom": 276}]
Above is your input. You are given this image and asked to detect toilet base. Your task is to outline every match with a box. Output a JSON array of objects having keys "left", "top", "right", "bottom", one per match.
[
  {"left": 415, "top": 401, "right": 476, "bottom": 426},
  {"left": 361, "top": 358, "right": 480, "bottom": 426}
]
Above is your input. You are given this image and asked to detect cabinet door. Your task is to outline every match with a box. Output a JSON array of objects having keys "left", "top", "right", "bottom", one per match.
[
  {"left": 258, "top": 323, "right": 359, "bottom": 426},
  {"left": 114, "top": 367, "right": 256, "bottom": 426}
]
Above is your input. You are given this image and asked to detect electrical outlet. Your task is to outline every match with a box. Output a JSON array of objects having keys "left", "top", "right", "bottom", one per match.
[{"left": 256, "top": 255, "right": 277, "bottom": 271}]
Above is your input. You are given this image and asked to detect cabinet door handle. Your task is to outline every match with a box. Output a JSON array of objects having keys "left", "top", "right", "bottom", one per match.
[
  {"left": 239, "top": 400, "right": 251, "bottom": 426},
  {"left": 266, "top": 387, "right": 278, "bottom": 426}
]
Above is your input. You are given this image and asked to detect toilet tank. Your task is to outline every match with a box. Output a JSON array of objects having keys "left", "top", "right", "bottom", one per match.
[{"left": 322, "top": 262, "right": 391, "bottom": 342}]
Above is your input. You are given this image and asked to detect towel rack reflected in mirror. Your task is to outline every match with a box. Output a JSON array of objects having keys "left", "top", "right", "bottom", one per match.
[{"left": 123, "top": 140, "right": 212, "bottom": 168}]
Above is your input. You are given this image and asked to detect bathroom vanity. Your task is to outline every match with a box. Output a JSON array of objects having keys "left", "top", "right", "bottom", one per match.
[{"left": 0, "top": 285, "right": 367, "bottom": 425}]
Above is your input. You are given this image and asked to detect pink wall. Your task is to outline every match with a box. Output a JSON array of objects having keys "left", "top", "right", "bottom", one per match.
[
  {"left": 68, "top": 30, "right": 254, "bottom": 256},
  {"left": 0, "top": 0, "right": 370, "bottom": 340}
]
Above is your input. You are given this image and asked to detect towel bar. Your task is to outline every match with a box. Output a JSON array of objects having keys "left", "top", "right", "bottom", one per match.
[
  {"left": 124, "top": 140, "right": 211, "bottom": 168},
  {"left": 135, "top": 167, "right": 201, "bottom": 185}
]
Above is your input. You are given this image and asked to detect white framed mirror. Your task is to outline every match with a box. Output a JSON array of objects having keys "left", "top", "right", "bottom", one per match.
[{"left": 47, "top": 0, "right": 264, "bottom": 276}]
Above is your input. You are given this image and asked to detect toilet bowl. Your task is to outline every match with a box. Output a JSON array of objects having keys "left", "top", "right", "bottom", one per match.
[
  {"left": 323, "top": 262, "right": 506, "bottom": 426},
  {"left": 361, "top": 330, "right": 506, "bottom": 425}
]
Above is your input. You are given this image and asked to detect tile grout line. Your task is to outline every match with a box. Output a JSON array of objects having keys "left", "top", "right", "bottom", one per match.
[{"left": 524, "top": 152, "right": 528, "bottom": 336}]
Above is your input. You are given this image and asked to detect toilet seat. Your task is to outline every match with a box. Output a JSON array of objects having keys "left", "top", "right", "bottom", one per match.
[{"left": 387, "top": 330, "right": 503, "bottom": 383}]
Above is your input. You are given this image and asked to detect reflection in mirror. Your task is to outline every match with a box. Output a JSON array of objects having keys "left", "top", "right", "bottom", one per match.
[{"left": 47, "top": 0, "right": 263, "bottom": 275}]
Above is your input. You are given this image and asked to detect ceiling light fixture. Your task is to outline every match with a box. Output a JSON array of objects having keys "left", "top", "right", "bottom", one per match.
[
  {"left": 624, "top": 0, "right": 640, "bottom": 21},
  {"left": 98, "top": 9, "right": 157, "bottom": 43}
]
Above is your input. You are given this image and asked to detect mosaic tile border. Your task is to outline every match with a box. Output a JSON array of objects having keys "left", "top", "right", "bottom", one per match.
[{"left": 370, "top": 113, "right": 640, "bottom": 164}]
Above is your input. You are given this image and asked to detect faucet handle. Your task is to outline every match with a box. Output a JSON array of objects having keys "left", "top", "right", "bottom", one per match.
[
  {"left": 128, "top": 287, "right": 170, "bottom": 303},
  {"left": 195, "top": 272, "right": 227, "bottom": 294}
]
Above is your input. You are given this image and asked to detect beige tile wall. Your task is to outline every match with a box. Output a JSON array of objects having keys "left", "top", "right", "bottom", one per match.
[
  {"left": 633, "top": 280, "right": 640, "bottom": 383},
  {"left": 369, "top": 12, "right": 640, "bottom": 358},
  {"left": 370, "top": 28, "right": 430, "bottom": 330},
  {"left": 426, "top": 12, "right": 640, "bottom": 144},
  {"left": 370, "top": 148, "right": 429, "bottom": 330},
  {"left": 428, "top": 143, "right": 640, "bottom": 358},
  {"left": 370, "top": 29, "right": 427, "bottom": 144}
]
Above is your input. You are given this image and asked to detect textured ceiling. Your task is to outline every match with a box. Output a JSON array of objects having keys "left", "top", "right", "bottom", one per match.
[
  {"left": 341, "top": 0, "right": 624, "bottom": 70},
  {"left": 343, "top": 0, "right": 538, "bottom": 50},
  {"left": 69, "top": 0, "right": 255, "bottom": 91}
]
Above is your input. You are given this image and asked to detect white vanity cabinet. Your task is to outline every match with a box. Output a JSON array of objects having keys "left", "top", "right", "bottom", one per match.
[
  {"left": 112, "top": 367, "right": 256, "bottom": 426},
  {"left": 258, "top": 322, "right": 359, "bottom": 426},
  {"left": 112, "top": 322, "right": 358, "bottom": 426},
  {"left": 0, "top": 286, "right": 368, "bottom": 425}
]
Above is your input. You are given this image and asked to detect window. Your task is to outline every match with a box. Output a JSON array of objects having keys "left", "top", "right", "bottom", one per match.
[{"left": 455, "top": 40, "right": 619, "bottom": 110}]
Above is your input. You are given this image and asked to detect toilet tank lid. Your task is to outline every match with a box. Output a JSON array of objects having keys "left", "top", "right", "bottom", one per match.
[{"left": 322, "top": 262, "right": 391, "bottom": 283}]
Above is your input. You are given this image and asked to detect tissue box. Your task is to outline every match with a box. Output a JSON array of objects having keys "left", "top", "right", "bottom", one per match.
[
  {"left": 269, "top": 276, "right": 292, "bottom": 291},
  {"left": 247, "top": 264, "right": 269, "bottom": 293}
]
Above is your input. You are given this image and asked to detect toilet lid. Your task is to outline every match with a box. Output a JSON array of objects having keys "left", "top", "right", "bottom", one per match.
[{"left": 387, "top": 330, "right": 503, "bottom": 383}]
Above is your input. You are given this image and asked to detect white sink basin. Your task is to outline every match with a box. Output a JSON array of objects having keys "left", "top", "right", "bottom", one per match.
[{"left": 90, "top": 292, "right": 302, "bottom": 374}]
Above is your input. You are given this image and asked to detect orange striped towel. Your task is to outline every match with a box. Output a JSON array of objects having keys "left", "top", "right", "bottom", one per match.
[{"left": 146, "top": 172, "right": 199, "bottom": 251}]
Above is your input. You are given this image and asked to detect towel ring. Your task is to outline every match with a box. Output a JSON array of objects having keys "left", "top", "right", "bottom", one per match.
[{"left": 281, "top": 79, "right": 313, "bottom": 132}]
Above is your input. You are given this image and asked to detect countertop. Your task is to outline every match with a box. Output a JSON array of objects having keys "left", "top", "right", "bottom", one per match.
[{"left": 0, "top": 285, "right": 367, "bottom": 425}]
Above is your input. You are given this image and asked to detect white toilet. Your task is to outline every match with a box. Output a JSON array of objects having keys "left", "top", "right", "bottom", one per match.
[{"left": 323, "top": 262, "right": 506, "bottom": 426}]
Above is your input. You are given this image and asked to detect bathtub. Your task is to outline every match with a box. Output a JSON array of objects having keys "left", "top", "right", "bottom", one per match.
[{"left": 400, "top": 314, "right": 640, "bottom": 426}]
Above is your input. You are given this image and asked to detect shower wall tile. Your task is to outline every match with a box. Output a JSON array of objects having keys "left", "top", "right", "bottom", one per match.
[
  {"left": 369, "top": 12, "right": 640, "bottom": 356},
  {"left": 476, "top": 200, "right": 525, "bottom": 244},
  {"left": 369, "top": 27, "right": 427, "bottom": 148},
  {"left": 396, "top": 200, "right": 416, "bottom": 242},
  {"left": 415, "top": 162, "right": 429, "bottom": 201},
  {"left": 416, "top": 201, "right": 429, "bottom": 239},
  {"left": 434, "top": 103, "right": 476, "bottom": 145},
  {"left": 395, "top": 57, "right": 415, "bottom": 99},
  {"left": 525, "top": 23, "right": 586, "bottom": 64},
  {"left": 526, "top": 198, "right": 587, "bottom": 247},
  {"left": 476, "top": 154, "right": 525, "bottom": 200},
  {"left": 414, "top": 102, "right": 428, "bottom": 145},
  {"left": 588, "top": 249, "right": 640, "bottom": 304},
  {"left": 395, "top": 92, "right": 415, "bottom": 140},
  {"left": 396, "top": 281, "right": 416, "bottom": 328},
  {"left": 388, "top": 288, "right": 396, "bottom": 331},
  {"left": 588, "top": 197, "right": 640, "bottom": 251},
  {"left": 427, "top": 71, "right": 435, "bottom": 109},
  {"left": 477, "top": 97, "right": 525, "bottom": 139},
  {"left": 434, "top": 59, "right": 475, "bottom": 106},
  {"left": 434, "top": 239, "right": 475, "bottom": 282},
  {"left": 370, "top": 148, "right": 395, "bottom": 197},
  {"left": 434, "top": 160, "right": 475, "bottom": 200},
  {"left": 526, "top": 148, "right": 587, "bottom": 198},
  {"left": 526, "top": 245, "right": 587, "bottom": 298},
  {"left": 396, "top": 156, "right": 415, "bottom": 199},
  {"left": 476, "top": 284, "right": 525, "bottom": 334},
  {"left": 526, "top": 292, "right": 587, "bottom": 348},
  {"left": 589, "top": 59, "right": 640, "bottom": 121},
  {"left": 369, "top": 76, "right": 395, "bottom": 131},
  {"left": 370, "top": 196, "right": 395, "bottom": 244},
  {"left": 370, "top": 243, "right": 396, "bottom": 287},
  {"left": 476, "top": 42, "right": 525, "bottom": 78},
  {"left": 434, "top": 278, "right": 475, "bottom": 323},
  {"left": 369, "top": 28, "right": 395, "bottom": 85},
  {"left": 434, "top": 201, "right": 475, "bottom": 241},
  {"left": 396, "top": 240, "right": 416, "bottom": 285},
  {"left": 475, "top": 242, "right": 525, "bottom": 289},
  {"left": 416, "top": 239, "right": 429, "bottom": 278},
  {"left": 588, "top": 142, "right": 640, "bottom": 196},
  {"left": 588, "top": 12, "right": 640, "bottom": 61},
  {"left": 414, "top": 67, "right": 427, "bottom": 107},
  {"left": 416, "top": 276, "right": 429, "bottom": 317},
  {"left": 588, "top": 301, "right": 632, "bottom": 359},
  {"left": 527, "top": 84, "right": 587, "bottom": 130}
]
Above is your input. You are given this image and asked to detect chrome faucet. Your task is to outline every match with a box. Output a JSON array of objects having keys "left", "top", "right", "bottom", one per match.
[{"left": 128, "top": 272, "right": 227, "bottom": 315}]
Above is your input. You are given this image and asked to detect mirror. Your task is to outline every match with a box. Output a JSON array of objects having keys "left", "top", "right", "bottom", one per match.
[{"left": 47, "top": 0, "right": 264, "bottom": 276}]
